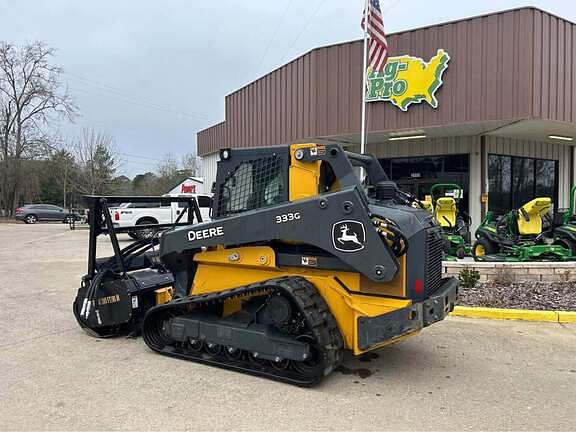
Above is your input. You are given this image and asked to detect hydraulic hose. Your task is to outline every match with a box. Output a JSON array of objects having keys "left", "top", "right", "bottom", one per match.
[{"left": 373, "top": 217, "right": 409, "bottom": 257}]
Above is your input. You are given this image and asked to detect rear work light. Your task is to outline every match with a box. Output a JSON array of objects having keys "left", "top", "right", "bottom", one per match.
[{"left": 114, "top": 211, "right": 119, "bottom": 221}]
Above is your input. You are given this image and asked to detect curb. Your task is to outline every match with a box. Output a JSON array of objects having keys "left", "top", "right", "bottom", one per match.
[{"left": 450, "top": 306, "right": 576, "bottom": 323}]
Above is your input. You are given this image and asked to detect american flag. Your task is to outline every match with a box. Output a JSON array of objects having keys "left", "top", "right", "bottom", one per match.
[{"left": 361, "top": 0, "right": 388, "bottom": 71}]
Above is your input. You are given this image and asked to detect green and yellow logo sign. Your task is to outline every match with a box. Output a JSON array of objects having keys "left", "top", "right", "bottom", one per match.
[{"left": 366, "top": 49, "right": 450, "bottom": 111}]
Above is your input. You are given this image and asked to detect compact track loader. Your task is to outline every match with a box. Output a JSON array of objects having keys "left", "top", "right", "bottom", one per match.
[{"left": 74, "top": 143, "right": 457, "bottom": 386}]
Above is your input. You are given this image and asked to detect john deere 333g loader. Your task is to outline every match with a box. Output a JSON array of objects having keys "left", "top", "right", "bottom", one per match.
[{"left": 74, "top": 143, "right": 458, "bottom": 386}]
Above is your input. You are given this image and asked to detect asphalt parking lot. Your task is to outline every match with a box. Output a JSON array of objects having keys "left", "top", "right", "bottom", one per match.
[{"left": 0, "top": 223, "right": 575, "bottom": 431}]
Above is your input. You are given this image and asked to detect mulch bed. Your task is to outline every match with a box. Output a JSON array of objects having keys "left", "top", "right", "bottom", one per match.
[{"left": 457, "top": 281, "right": 576, "bottom": 311}]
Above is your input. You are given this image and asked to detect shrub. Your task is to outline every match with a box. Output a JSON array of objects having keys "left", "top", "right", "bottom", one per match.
[
  {"left": 492, "top": 266, "right": 515, "bottom": 285},
  {"left": 458, "top": 266, "right": 480, "bottom": 288}
]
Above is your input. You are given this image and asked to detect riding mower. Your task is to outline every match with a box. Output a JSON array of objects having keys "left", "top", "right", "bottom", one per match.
[
  {"left": 427, "top": 183, "right": 472, "bottom": 260},
  {"left": 472, "top": 197, "right": 572, "bottom": 261},
  {"left": 550, "top": 185, "right": 576, "bottom": 256}
]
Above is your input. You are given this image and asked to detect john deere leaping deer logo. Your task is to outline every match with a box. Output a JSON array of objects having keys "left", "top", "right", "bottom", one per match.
[
  {"left": 337, "top": 224, "right": 362, "bottom": 246},
  {"left": 332, "top": 220, "right": 366, "bottom": 252}
]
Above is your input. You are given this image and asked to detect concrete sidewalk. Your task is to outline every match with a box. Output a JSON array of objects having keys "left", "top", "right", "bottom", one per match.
[{"left": 0, "top": 223, "right": 575, "bottom": 431}]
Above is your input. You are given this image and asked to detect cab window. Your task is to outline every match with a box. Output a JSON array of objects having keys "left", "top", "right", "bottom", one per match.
[{"left": 197, "top": 196, "right": 212, "bottom": 208}]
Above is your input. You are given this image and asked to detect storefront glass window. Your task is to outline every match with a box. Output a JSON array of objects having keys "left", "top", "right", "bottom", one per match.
[
  {"left": 535, "top": 159, "right": 556, "bottom": 200},
  {"left": 379, "top": 154, "right": 469, "bottom": 212},
  {"left": 488, "top": 155, "right": 511, "bottom": 214},
  {"left": 511, "top": 157, "right": 534, "bottom": 209},
  {"left": 488, "top": 154, "right": 557, "bottom": 215}
]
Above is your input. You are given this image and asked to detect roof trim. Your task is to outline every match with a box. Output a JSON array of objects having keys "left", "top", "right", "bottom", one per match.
[{"left": 198, "top": 120, "right": 225, "bottom": 134}]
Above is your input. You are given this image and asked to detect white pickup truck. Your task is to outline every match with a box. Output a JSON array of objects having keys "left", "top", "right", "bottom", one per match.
[{"left": 111, "top": 193, "right": 212, "bottom": 239}]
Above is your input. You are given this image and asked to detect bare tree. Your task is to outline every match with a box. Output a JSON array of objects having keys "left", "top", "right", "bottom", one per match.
[
  {"left": 181, "top": 151, "right": 202, "bottom": 177},
  {"left": 74, "top": 127, "right": 118, "bottom": 195},
  {"left": 157, "top": 153, "right": 179, "bottom": 178},
  {"left": 153, "top": 153, "right": 179, "bottom": 193},
  {"left": 0, "top": 41, "right": 76, "bottom": 213},
  {"left": 50, "top": 147, "right": 76, "bottom": 207}
]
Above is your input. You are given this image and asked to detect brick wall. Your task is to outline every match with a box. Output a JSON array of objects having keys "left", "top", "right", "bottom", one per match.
[{"left": 444, "top": 262, "right": 576, "bottom": 283}]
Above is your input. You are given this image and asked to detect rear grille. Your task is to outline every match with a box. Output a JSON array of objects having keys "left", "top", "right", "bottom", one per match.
[{"left": 425, "top": 227, "right": 443, "bottom": 296}]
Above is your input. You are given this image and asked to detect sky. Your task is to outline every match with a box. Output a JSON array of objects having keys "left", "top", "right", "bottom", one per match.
[{"left": 1, "top": 0, "right": 575, "bottom": 177}]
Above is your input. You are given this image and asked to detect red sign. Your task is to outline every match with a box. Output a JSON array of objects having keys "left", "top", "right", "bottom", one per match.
[{"left": 181, "top": 184, "right": 196, "bottom": 193}]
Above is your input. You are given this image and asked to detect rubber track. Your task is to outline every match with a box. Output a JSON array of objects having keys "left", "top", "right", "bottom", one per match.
[{"left": 142, "top": 276, "right": 343, "bottom": 387}]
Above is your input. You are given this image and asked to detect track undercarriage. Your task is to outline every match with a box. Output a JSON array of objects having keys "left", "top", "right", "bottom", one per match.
[{"left": 142, "top": 276, "right": 344, "bottom": 386}]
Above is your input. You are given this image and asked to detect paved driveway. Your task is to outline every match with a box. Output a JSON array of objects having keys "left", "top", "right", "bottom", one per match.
[{"left": 0, "top": 223, "right": 575, "bottom": 431}]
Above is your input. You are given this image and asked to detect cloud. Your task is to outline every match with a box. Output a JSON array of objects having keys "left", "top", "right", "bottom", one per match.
[{"left": 1, "top": 0, "right": 574, "bottom": 177}]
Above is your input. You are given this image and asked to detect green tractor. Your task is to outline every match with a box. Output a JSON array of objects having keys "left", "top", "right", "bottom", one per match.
[
  {"left": 426, "top": 183, "right": 472, "bottom": 260},
  {"left": 472, "top": 197, "right": 572, "bottom": 262},
  {"left": 550, "top": 185, "right": 576, "bottom": 256}
]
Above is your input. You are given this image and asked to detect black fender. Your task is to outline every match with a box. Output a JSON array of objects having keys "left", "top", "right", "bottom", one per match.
[
  {"left": 553, "top": 226, "right": 576, "bottom": 243},
  {"left": 474, "top": 227, "right": 500, "bottom": 244}
]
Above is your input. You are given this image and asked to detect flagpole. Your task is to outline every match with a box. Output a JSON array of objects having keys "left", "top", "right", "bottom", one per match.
[{"left": 360, "top": 0, "right": 369, "bottom": 156}]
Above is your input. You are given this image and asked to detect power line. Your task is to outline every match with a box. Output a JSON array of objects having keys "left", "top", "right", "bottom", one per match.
[
  {"left": 119, "top": 159, "right": 157, "bottom": 167},
  {"left": 252, "top": 0, "right": 294, "bottom": 78},
  {"left": 280, "top": 0, "right": 400, "bottom": 65},
  {"left": 64, "top": 73, "right": 210, "bottom": 121},
  {"left": 117, "top": 154, "right": 158, "bottom": 164},
  {"left": 281, "top": 0, "right": 328, "bottom": 63},
  {"left": 65, "top": 71, "right": 210, "bottom": 119},
  {"left": 69, "top": 84, "right": 208, "bottom": 121},
  {"left": 118, "top": 152, "right": 163, "bottom": 162},
  {"left": 69, "top": 82, "right": 206, "bottom": 121},
  {"left": 381, "top": 0, "right": 403, "bottom": 15}
]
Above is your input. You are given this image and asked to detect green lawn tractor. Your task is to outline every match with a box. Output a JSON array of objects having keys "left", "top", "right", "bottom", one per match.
[
  {"left": 550, "top": 185, "right": 576, "bottom": 256},
  {"left": 429, "top": 183, "right": 472, "bottom": 260},
  {"left": 472, "top": 197, "right": 572, "bottom": 262}
]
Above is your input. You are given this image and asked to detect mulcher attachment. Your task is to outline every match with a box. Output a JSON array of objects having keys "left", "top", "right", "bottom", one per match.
[
  {"left": 142, "top": 276, "right": 344, "bottom": 387},
  {"left": 73, "top": 271, "right": 173, "bottom": 338},
  {"left": 73, "top": 194, "right": 202, "bottom": 338}
]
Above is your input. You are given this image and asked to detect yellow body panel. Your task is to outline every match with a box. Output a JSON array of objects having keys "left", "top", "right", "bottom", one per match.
[
  {"left": 288, "top": 143, "right": 322, "bottom": 201},
  {"left": 192, "top": 246, "right": 413, "bottom": 355},
  {"left": 517, "top": 197, "right": 551, "bottom": 235},
  {"left": 434, "top": 197, "right": 457, "bottom": 227},
  {"left": 155, "top": 287, "right": 173, "bottom": 305}
]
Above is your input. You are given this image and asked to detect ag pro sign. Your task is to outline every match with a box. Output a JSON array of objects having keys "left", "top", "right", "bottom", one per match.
[{"left": 366, "top": 49, "right": 450, "bottom": 111}]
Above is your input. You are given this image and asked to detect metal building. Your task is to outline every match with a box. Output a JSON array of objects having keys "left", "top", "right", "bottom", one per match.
[{"left": 198, "top": 7, "right": 576, "bottom": 231}]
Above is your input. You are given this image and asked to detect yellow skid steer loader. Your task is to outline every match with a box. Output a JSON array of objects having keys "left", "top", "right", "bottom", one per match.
[{"left": 74, "top": 143, "right": 457, "bottom": 386}]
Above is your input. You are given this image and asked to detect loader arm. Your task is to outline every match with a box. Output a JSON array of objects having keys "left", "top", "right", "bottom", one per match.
[{"left": 160, "top": 186, "right": 399, "bottom": 285}]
